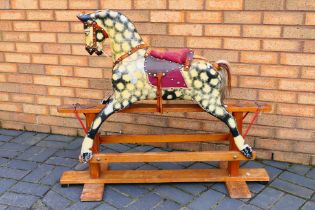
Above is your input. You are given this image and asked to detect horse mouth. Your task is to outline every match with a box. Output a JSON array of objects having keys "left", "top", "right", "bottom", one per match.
[{"left": 85, "top": 47, "right": 103, "bottom": 56}]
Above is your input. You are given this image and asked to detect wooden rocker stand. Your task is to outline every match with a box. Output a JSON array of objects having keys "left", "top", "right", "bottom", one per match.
[{"left": 58, "top": 102, "right": 271, "bottom": 201}]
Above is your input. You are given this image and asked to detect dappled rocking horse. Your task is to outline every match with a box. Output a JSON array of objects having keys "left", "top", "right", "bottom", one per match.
[{"left": 77, "top": 10, "right": 253, "bottom": 163}]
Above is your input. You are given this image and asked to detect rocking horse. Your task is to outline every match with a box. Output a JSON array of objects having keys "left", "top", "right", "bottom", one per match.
[{"left": 76, "top": 10, "right": 253, "bottom": 163}]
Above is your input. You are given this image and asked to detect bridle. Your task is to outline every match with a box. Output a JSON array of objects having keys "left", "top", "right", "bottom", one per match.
[{"left": 84, "top": 21, "right": 108, "bottom": 55}]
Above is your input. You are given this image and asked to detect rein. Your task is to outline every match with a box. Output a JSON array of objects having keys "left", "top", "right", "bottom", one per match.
[{"left": 113, "top": 43, "right": 149, "bottom": 67}]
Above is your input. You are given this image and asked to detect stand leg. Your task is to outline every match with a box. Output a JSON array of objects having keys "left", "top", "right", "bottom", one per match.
[
  {"left": 226, "top": 181, "right": 251, "bottom": 199},
  {"left": 228, "top": 112, "right": 242, "bottom": 176}
]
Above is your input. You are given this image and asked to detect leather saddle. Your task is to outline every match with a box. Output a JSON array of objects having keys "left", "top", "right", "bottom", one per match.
[{"left": 144, "top": 48, "right": 194, "bottom": 88}]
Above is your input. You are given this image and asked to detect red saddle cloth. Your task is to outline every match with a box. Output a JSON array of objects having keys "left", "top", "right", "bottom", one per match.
[{"left": 149, "top": 48, "right": 191, "bottom": 64}]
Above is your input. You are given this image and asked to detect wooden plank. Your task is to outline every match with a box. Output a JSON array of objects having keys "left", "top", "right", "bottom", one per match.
[
  {"left": 89, "top": 151, "right": 256, "bottom": 163},
  {"left": 60, "top": 168, "right": 269, "bottom": 184},
  {"left": 58, "top": 103, "right": 272, "bottom": 114},
  {"left": 228, "top": 112, "right": 242, "bottom": 176},
  {"left": 80, "top": 184, "right": 104, "bottom": 201},
  {"left": 100, "top": 133, "right": 229, "bottom": 144},
  {"left": 226, "top": 181, "right": 251, "bottom": 199}
]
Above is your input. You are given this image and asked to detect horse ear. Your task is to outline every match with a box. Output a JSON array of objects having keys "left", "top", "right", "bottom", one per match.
[{"left": 77, "top": 13, "right": 90, "bottom": 22}]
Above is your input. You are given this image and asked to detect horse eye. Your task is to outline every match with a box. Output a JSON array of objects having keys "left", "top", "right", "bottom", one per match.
[{"left": 84, "top": 29, "right": 90, "bottom": 35}]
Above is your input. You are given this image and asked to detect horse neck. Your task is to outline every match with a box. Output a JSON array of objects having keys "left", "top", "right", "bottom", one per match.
[{"left": 99, "top": 18, "right": 144, "bottom": 61}]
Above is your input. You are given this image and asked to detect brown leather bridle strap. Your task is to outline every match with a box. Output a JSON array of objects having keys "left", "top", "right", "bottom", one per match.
[{"left": 113, "top": 43, "right": 149, "bottom": 67}]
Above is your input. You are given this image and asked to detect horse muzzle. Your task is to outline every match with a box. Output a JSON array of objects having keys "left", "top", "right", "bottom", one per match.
[{"left": 85, "top": 46, "right": 103, "bottom": 56}]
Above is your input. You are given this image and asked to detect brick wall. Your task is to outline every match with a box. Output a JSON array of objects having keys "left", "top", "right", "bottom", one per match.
[{"left": 0, "top": 0, "right": 314, "bottom": 165}]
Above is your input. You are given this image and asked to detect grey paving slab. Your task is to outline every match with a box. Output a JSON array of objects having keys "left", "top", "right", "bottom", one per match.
[
  {"left": 43, "top": 134, "right": 75, "bottom": 142},
  {"left": 104, "top": 144, "right": 131, "bottom": 152},
  {"left": 240, "top": 204, "right": 263, "bottom": 210},
  {"left": 22, "top": 164, "right": 54, "bottom": 183},
  {"left": 0, "top": 192, "right": 38, "bottom": 208},
  {"left": 9, "top": 182, "right": 49, "bottom": 197},
  {"left": 265, "top": 165, "right": 283, "bottom": 180},
  {"left": 43, "top": 190, "right": 71, "bottom": 210},
  {"left": 45, "top": 156, "right": 77, "bottom": 168},
  {"left": 94, "top": 203, "right": 117, "bottom": 210},
  {"left": 279, "top": 171, "right": 315, "bottom": 190},
  {"left": 110, "top": 184, "right": 148, "bottom": 198},
  {"left": 103, "top": 188, "right": 133, "bottom": 209},
  {"left": 0, "top": 179, "right": 17, "bottom": 194},
  {"left": 0, "top": 135, "right": 13, "bottom": 142},
  {"left": 0, "top": 143, "right": 29, "bottom": 152},
  {"left": 37, "top": 140, "right": 69, "bottom": 149},
  {"left": 262, "top": 160, "right": 290, "bottom": 169},
  {"left": 271, "top": 178, "right": 313, "bottom": 199},
  {"left": 188, "top": 189, "right": 225, "bottom": 210},
  {"left": 66, "top": 138, "right": 82, "bottom": 150},
  {"left": 0, "top": 150, "right": 19, "bottom": 159},
  {"left": 173, "top": 182, "right": 207, "bottom": 195},
  {"left": 125, "top": 192, "right": 162, "bottom": 210},
  {"left": 17, "top": 146, "right": 57, "bottom": 162},
  {"left": 65, "top": 201, "right": 100, "bottom": 210},
  {"left": 6, "top": 159, "right": 38, "bottom": 170},
  {"left": 155, "top": 184, "right": 194, "bottom": 205},
  {"left": 0, "top": 158, "right": 9, "bottom": 166},
  {"left": 0, "top": 205, "right": 6, "bottom": 210},
  {"left": 0, "top": 167, "right": 30, "bottom": 180},
  {"left": 154, "top": 199, "right": 181, "bottom": 210},
  {"left": 52, "top": 184, "right": 82, "bottom": 201},
  {"left": 11, "top": 132, "right": 48, "bottom": 145},
  {"left": 109, "top": 162, "right": 144, "bottom": 170},
  {"left": 0, "top": 129, "right": 23, "bottom": 136},
  {"left": 214, "top": 197, "right": 244, "bottom": 210},
  {"left": 270, "top": 194, "right": 305, "bottom": 210},
  {"left": 211, "top": 183, "right": 228, "bottom": 195},
  {"left": 288, "top": 164, "right": 311, "bottom": 176},
  {"left": 250, "top": 187, "right": 284, "bottom": 209},
  {"left": 150, "top": 161, "right": 184, "bottom": 169},
  {"left": 302, "top": 201, "right": 315, "bottom": 210},
  {"left": 248, "top": 182, "right": 265, "bottom": 194},
  {"left": 306, "top": 168, "right": 315, "bottom": 179},
  {"left": 40, "top": 166, "right": 69, "bottom": 186},
  {"left": 54, "top": 149, "right": 80, "bottom": 159}
]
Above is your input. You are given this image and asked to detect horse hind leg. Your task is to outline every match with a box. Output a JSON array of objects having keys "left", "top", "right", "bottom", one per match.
[{"left": 196, "top": 97, "right": 253, "bottom": 159}]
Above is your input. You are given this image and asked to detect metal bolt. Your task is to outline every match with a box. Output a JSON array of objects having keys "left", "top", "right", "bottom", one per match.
[
  {"left": 233, "top": 155, "right": 238, "bottom": 159},
  {"left": 96, "top": 157, "right": 101, "bottom": 161}
]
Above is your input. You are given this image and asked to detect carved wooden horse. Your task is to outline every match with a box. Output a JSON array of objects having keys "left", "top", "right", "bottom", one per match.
[{"left": 77, "top": 10, "right": 253, "bottom": 163}]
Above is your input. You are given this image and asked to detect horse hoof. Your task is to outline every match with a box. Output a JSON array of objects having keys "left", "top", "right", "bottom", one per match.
[
  {"left": 241, "top": 144, "right": 253, "bottom": 159},
  {"left": 80, "top": 152, "right": 93, "bottom": 163}
]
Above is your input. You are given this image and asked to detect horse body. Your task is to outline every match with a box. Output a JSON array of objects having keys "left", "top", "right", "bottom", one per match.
[{"left": 77, "top": 10, "right": 252, "bottom": 162}]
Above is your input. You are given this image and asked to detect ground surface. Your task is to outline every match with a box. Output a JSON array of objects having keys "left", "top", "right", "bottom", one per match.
[{"left": 0, "top": 129, "right": 314, "bottom": 210}]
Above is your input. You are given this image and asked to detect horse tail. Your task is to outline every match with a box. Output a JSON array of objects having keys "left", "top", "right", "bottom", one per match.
[{"left": 214, "top": 60, "right": 232, "bottom": 101}]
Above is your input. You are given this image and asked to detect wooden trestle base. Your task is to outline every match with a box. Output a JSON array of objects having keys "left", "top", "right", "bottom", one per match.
[{"left": 58, "top": 103, "right": 271, "bottom": 201}]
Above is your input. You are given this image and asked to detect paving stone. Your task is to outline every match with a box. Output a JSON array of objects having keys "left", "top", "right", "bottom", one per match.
[
  {"left": 6, "top": 159, "right": 38, "bottom": 170},
  {"left": 0, "top": 129, "right": 23, "bottom": 136},
  {"left": 6, "top": 206, "right": 28, "bottom": 210},
  {"left": 0, "top": 167, "right": 30, "bottom": 180},
  {"left": 23, "top": 164, "right": 54, "bottom": 183},
  {"left": 17, "top": 146, "right": 57, "bottom": 162},
  {"left": 250, "top": 187, "right": 284, "bottom": 209},
  {"left": 301, "top": 201, "right": 315, "bottom": 210},
  {"left": 0, "top": 205, "right": 6, "bottom": 210},
  {"left": 110, "top": 184, "right": 148, "bottom": 198},
  {"left": 243, "top": 161, "right": 265, "bottom": 168},
  {"left": 126, "top": 192, "right": 161, "bottom": 210},
  {"left": 11, "top": 132, "right": 48, "bottom": 145},
  {"left": 54, "top": 150, "right": 80, "bottom": 159},
  {"left": 265, "top": 165, "right": 282, "bottom": 180},
  {"left": 52, "top": 184, "right": 82, "bottom": 201},
  {"left": 154, "top": 199, "right": 181, "bottom": 210},
  {"left": 311, "top": 194, "right": 315, "bottom": 202},
  {"left": 126, "top": 145, "right": 154, "bottom": 152},
  {"left": 248, "top": 182, "right": 265, "bottom": 194},
  {"left": 0, "top": 192, "right": 38, "bottom": 208},
  {"left": 103, "top": 188, "right": 133, "bottom": 209},
  {"left": 137, "top": 163, "right": 159, "bottom": 170},
  {"left": 109, "top": 162, "right": 144, "bottom": 170},
  {"left": 173, "top": 183, "right": 206, "bottom": 195},
  {"left": 240, "top": 204, "right": 263, "bottom": 210},
  {"left": 0, "top": 135, "right": 13, "bottom": 142},
  {"left": 0, "top": 158, "right": 9, "bottom": 166},
  {"left": 271, "top": 178, "right": 313, "bottom": 199},
  {"left": 215, "top": 197, "right": 244, "bottom": 210},
  {"left": 306, "top": 168, "right": 315, "bottom": 179},
  {"left": 94, "top": 203, "right": 117, "bottom": 210},
  {"left": 0, "top": 150, "right": 19, "bottom": 158},
  {"left": 66, "top": 138, "right": 82, "bottom": 150},
  {"left": 155, "top": 184, "right": 193, "bottom": 205},
  {"left": 104, "top": 144, "right": 131, "bottom": 152},
  {"left": 37, "top": 141, "right": 69, "bottom": 149},
  {"left": 45, "top": 156, "right": 77, "bottom": 168},
  {"left": 31, "top": 199, "right": 49, "bottom": 210},
  {"left": 0, "top": 179, "right": 17, "bottom": 194},
  {"left": 0, "top": 143, "right": 29, "bottom": 152},
  {"left": 211, "top": 183, "right": 228, "bottom": 195},
  {"left": 40, "top": 166, "right": 69, "bottom": 186},
  {"left": 262, "top": 160, "right": 290, "bottom": 169},
  {"left": 10, "top": 182, "right": 49, "bottom": 197},
  {"left": 44, "top": 134, "right": 75, "bottom": 142},
  {"left": 288, "top": 164, "right": 311, "bottom": 176},
  {"left": 188, "top": 162, "right": 215, "bottom": 169},
  {"left": 150, "top": 162, "right": 184, "bottom": 170},
  {"left": 43, "top": 190, "right": 71, "bottom": 210},
  {"left": 188, "top": 189, "right": 224, "bottom": 210},
  {"left": 271, "top": 194, "right": 305, "bottom": 210},
  {"left": 279, "top": 171, "right": 315, "bottom": 190},
  {"left": 65, "top": 201, "right": 100, "bottom": 210}
]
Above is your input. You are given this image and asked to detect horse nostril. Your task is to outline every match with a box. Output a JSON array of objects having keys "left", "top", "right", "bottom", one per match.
[
  {"left": 85, "top": 47, "right": 95, "bottom": 55},
  {"left": 96, "top": 51, "right": 103, "bottom": 56}
]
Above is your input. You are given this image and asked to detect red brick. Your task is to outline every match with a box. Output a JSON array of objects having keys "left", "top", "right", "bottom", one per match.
[
  {"left": 169, "top": 24, "right": 202, "bottom": 36},
  {"left": 74, "top": 67, "right": 103, "bottom": 78},
  {"left": 16, "top": 43, "right": 42, "bottom": 53},
  {"left": 71, "top": 44, "right": 87, "bottom": 55},
  {"left": 7, "top": 74, "right": 33, "bottom": 84},
  {"left": 18, "top": 64, "right": 45, "bottom": 74},
  {"left": 286, "top": 0, "right": 315, "bottom": 10},
  {"left": 229, "top": 88, "right": 258, "bottom": 100},
  {"left": 263, "top": 39, "right": 301, "bottom": 52},
  {"left": 11, "top": 0, "right": 38, "bottom": 9},
  {"left": 100, "top": 0, "right": 131, "bottom": 9},
  {"left": 283, "top": 27, "right": 315, "bottom": 39},
  {"left": 258, "top": 90, "right": 297, "bottom": 103},
  {"left": 279, "top": 79, "right": 314, "bottom": 92},
  {"left": 88, "top": 57, "right": 113, "bottom": 68},
  {"left": 133, "top": 0, "right": 166, "bottom": 9},
  {"left": 57, "top": 33, "right": 84, "bottom": 44},
  {"left": 281, "top": 53, "right": 315, "bottom": 66},
  {"left": 186, "top": 11, "right": 222, "bottom": 23},
  {"left": 187, "top": 37, "right": 222, "bottom": 49},
  {"left": 150, "top": 35, "right": 185, "bottom": 48},
  {"left": 136, "top": 23, "right": 167, "bottom": 35},
  {"left": 304, "top": 41, "right": 315, "bottom": 53},
  {"left": 45, "top": 65, "right": 73, "bottom": 76},
  {"left": 224, "top": 12, "right": 261, "bottom": 24},
  {"left": 13, "top": 21, "right": 40, "bottom": 31},
  {"left": 48, "top": 86, "right": 74, "bottom": 97},
  {"left": 260, "top": 65, "right": 299, "bottom": 78},
  {"left": 0, "top": 21, "right": 12, "bottom": 31},
  {"left": 5, "top": 53, "right": 31, "bottom": 63},
  {"left": 232, "top": 64, "right": 260, "bottom": 76},
  {"left": 0, "top": 92, "right": 9, "bottom": 101},
  {"left": 239, "top": 76, "right": 278, "bottom": 90},
  {"left": 23, "top": 104, "right": 48, "bottom": 115},
  {"left": 301, "top": 67, "right": 315, "bottom": 79},
  {"left": 43, "top": 43, "right": 71, "bottom": 55},
  {"left": 264, "top": 12, "right": 303, "bottom": 25},
  {"left": 294, "top": 141, "right": 315, "bottom": 154},
  {"left": 25, "top": 124, "right": 51, "bottom": 133},
  {"left": 123, "top": 10, "right": 150, "bottom": 22},
  {"left": 224, "top": 38, "right": 260, "bottom": 50},
  {"left": 0, "top": 0, "right": 10, "bottom": 9},
  {"left": 55, "top": 11, "right": 81, "bottom": 21},
  {"left": 40, "top": 0, "right": 67, "bottom": 9},
  {"left": 51, "top": 126, "right": 78, "bottom": 136},
  {"left": 0, "top": 83, "right": 46, "bottom": 95},
  {"left": 37, "top": 95, "right": 61, "bottom": 106},
  {"left": 0, "top": 102, "right": 22, "bottom": 112},
  {"left": 206, "top": 0, "right": 243, "bottom": 10},
  {"left": 33, "top": 75, "right": 60, "bottom": 86},
  {"left": 11, "top": 94, "right": 34, "bottom": 103},
  {"left": 0, "top": 74, "right": 6, "bottom": 82},
  {"left": 203, "top": 49, "right": 239, "bottom": 63},
  {"left": 70, "top": 22, "right": 83, "bottom": 33},
  {"left": 298, "top": 93, "right": 315, "bottom": 105},
  {"left": 2, "top": 32, "right": 27, "bottom": 42},
  {"left": 297, "top": 118, "right": 315, "bottom": 130},
  {"left": 29, "top": 33, "right": 56, "bottom": 43},
  {"left": 0, "top": 42, "right": 15, "bottom": 52},
  {"left": 241, "top": 51, "right": 278, "bottom": 64},
  {"left": 274, "top": 151, "right": 310, "bottom": 165},
  {"left": 0, "top": 110, "right": 36, "bottom": 123},
  {"left": 243, "top": 25, "right": 281, "bottom": 38},
  {"left": 61, "top": 77, "right": 89, "bottom": 88},
  {"left": 69, "top": 0, "right": 98, "bottom": 9},
  {"left": 40, "top": 21, "right": 69, "bottom": 32},
  {"left": 60, "top": 55, "right": 88, "bottom": 66},
  {"left": 277, "top": 104, "right": 314, "bottom": 117},
  {"left": 26, "top": 10, "right": 54, "bottom": 20},
  {"left": 256, "top": 114, "right": 296, "bottom": 128},
  {"left": 305, "top": 13, "right": 315, "bottom": 25},
  {"left": 205, "top": 24, "right": 241, "bottom": 37},
  {"left": 169, "top": 0, "right": 202, "bottom": 9},
  {"left": 32, "top": 54, "right": 58, "bottom": 65},
  {"left": 151, "top": 11, "right": 185, "bottom": 23},
  {"left": 76, "top": 88, "right": 104, "bottom": 99},
  {"left": 0, "top": 10, "right": 25, "bottom": 20},
  {"left": 245, "top": 0, "right": 284, "bottom": 10},
  {"left": 255, "top": 139, "right": 292, "bottom": 152}
]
